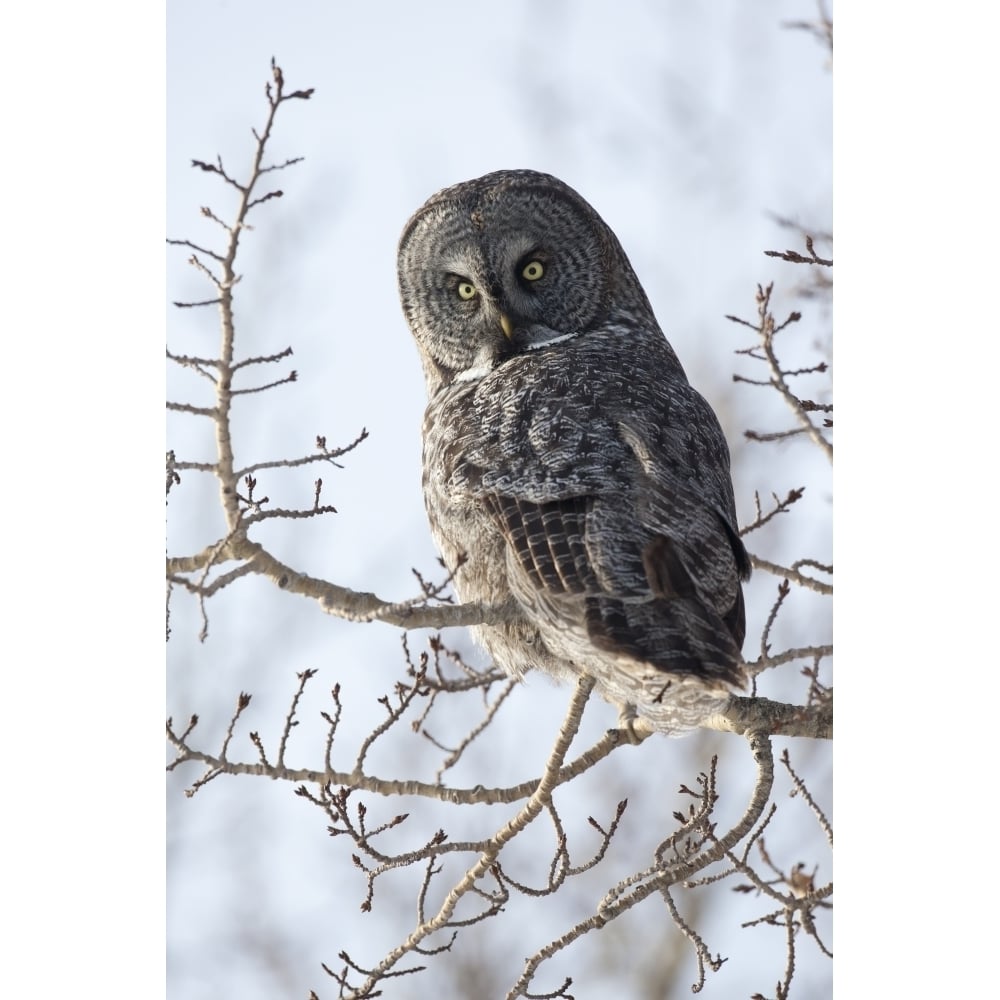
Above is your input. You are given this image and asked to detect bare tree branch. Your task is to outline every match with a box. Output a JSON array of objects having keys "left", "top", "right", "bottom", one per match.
[
  {"left": 729, "top": 283, "right": 832, "bottom": 460},
  {"left": 508, "top": 732, "right": 776, "bottom": 998}
]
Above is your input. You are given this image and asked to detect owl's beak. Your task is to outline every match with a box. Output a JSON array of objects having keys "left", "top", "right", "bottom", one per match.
[{"left": 499, "top": 313, "right": 514, "bottom": 340}]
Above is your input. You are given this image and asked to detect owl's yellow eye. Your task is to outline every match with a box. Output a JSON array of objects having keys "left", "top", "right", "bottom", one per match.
[
  {"left": 457, "top": 281, "right": 478, "bottom": 301},
  {"left": 521, "top": 260, "right": 544, "bottom": 282}
]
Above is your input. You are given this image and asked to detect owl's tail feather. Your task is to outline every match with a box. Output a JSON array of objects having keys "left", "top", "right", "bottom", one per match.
[{"left": 584, "top": 594, "right": 747, "bottom": 691}]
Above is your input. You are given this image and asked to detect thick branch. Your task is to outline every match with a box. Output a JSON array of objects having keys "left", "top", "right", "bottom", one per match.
[
  {"left": 704, "top": 696, "right": 832, "bottom": 740},
  {"left": 750, "top": 554, "right": 833, "bottom": 595},
  {"left": 168, "top": 692, "right": 622, "bottom": 807},
  {"left": 167, "top": 533, "right": 522, "bottom": 627}
]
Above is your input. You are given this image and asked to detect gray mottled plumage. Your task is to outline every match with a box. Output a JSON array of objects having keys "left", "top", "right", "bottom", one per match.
[{"left": 398, "top": 170, "right": 751, "bottom": 733}]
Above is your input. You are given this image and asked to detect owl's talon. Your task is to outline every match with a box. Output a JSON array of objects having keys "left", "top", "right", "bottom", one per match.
[
  {"left": 612, "top": 705, "right": 645, "bottom": 745},
  {"left": 607, "top": 723, "right": 644, "bottom": 746}
]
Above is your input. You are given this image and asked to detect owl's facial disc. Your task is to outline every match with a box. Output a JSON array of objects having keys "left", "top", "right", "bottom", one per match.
[{"left": 397, "top": 176, "right": 617, "bottom": 388}]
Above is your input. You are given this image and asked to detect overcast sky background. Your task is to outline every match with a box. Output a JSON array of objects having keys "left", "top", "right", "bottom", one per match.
[{"left": 166, "top": 3, "right": 833, "bottom": 998}]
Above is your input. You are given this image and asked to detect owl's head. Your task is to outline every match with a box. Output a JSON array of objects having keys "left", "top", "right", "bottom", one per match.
[{"left": 398, "top": 170, "right": 654, "bottom": 390}]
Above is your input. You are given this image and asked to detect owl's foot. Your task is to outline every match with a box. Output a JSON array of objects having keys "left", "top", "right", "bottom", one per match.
[{"left": 611, "top": 704, "right": 647, "bottom": 746}]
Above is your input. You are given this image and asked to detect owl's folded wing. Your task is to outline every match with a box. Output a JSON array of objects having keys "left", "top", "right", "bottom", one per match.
[
  {"left": 482, "top": 484, "right": 749, "bottom": 690},
  {"left": 448, "top": 354, "right": 751, "bottom": 688}
]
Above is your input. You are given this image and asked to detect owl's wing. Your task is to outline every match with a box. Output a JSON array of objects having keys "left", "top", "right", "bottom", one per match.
[
  {"left": 455, "top": 361, "right": 750, "bottom": 689},
  {"left": 485, "top": 488, "right": 748, "bottom": 690}
]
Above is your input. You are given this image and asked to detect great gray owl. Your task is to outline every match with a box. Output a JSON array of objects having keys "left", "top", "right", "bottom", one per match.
[{"left": 397, "top": 169, "right": 751, "bottom": 733}]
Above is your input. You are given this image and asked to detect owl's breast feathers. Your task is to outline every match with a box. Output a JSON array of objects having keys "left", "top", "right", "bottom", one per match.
[{"left": 425, "top": 331, "right": 751, "bottom": 691}]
